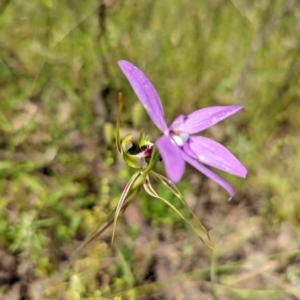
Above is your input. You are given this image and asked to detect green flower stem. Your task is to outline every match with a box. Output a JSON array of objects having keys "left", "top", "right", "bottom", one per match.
[
  {"left": 130, "top": 147, "right": 160, "bottom": 191},
  {"left": 115, "top": 93, "right": 123, "bottom": 154}
]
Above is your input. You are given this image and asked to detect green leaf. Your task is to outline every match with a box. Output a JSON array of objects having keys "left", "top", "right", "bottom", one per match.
[{"left": 143, "top": 175, "right": 214, "bottom": 250}]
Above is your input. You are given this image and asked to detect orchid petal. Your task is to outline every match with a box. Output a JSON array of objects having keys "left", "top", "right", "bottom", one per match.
[
  {"left": 182, "top": 151, "right": 235, "bottom": 200},
  {"left": 188, "top": 136, "right": 247, "bottom": 178},
  {"left": 118, "top": 60, "right": 167, "bottom": 132},
  {"left": 177, "top": 106, "right": 244, "bottom": 134},
  {"left": 169, "top": 114, "right": 187, "bottom": 131},
  {"left": 156, "top": 136, "right": 185, "bottom": 183}
]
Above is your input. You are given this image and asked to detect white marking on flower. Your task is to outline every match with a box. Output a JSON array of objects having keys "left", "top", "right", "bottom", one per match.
[
  {"left": 199, "top": 155, "right": 205, "bottom": 162},
  {"left": 171, "top": 131, "right": 189, "bottom": 146}
]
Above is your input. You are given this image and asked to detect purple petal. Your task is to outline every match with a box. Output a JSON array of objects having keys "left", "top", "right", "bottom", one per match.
[
  {"left": 188, "top": 136, "right": 247, "bottom": 178},
  {"left": 118, "top": 60, "right": 167, "bottom": 132},
  {"left": 177, "top": 106, "right": 244, "bottom": 134},
  {"left": 169, "top": 114, "right": 187, "bottom": 131},
  {"left": 182, "top": 151, "right": 235, "bottom": 200},
  {"left": 156, "top": 136, "right": 185, "bottom": 183}
]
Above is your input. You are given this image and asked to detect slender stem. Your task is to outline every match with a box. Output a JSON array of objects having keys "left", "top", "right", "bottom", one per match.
[
  {"left": 115, "top": 92, "right": 123, "bottom": 154},
  {"left": 131, "top": 147, "right": 160, "bottom": 191}
]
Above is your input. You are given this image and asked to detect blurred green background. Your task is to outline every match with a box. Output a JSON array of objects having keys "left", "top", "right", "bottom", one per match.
[{"left": 0, "top": 0, "right": 300, "bottom": 299}]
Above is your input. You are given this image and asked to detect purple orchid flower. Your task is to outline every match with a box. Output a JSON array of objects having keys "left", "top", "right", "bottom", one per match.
[{"left": 118, "top": 60, "right": 247, "bottom": 199}]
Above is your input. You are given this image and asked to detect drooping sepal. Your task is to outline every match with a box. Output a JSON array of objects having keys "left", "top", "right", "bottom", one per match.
[
  {"left": 151, "top": 171, "right": 211, "bottom": 243},
  {"left": 112, "top": 171, "right": 141, "bottom": 243},
  {"left": 144, "top": 174, "right": 214, "bottom": 250}
]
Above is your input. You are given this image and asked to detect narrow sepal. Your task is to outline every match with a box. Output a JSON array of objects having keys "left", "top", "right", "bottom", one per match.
[
  {"left": 112, "top": 171, "right": 141, "bottom": 243},
  {"left": 144, "top": 175, "right": 214, "bottom": 250},
  {"left": 118, "top": 60, "right": 167, "bottom": 132},
  {"left": 151, "top": 171, "right": 211, "bottom": 242}
]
